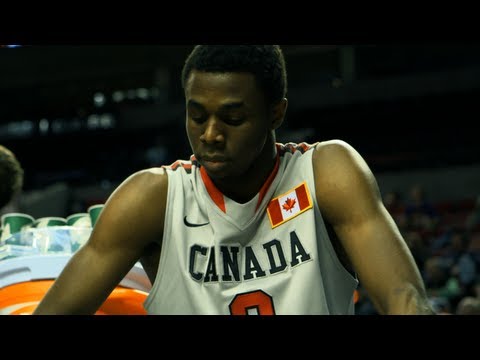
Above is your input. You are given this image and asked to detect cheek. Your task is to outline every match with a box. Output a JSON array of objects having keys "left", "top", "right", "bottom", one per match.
[
  {"left": 235, "top": 129, "right": 268, "bottom": 158},
  {"left": 248, "top": 125, "right": 269, "bottom": 149},
  {"left": 185, "top": 121, "right": 199, "bottom": 141},
  {"left": 186, "top": 124, "right": 199, "bottom": 144}
]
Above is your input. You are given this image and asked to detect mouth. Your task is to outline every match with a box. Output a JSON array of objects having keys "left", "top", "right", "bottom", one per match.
[
  {"left": 201, "top": 154, "right": 227, "bottom": 163},
  {"left": 199, "top": 154, "right": 229, "bottom": 173}
]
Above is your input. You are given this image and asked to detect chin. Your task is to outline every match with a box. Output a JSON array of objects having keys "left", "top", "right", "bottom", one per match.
[
  {"left": 201, "top": 160, "right": 230, "bottom": 176},
  {"left": 203, "top": 166, "right": 229, "bottom": 180}
]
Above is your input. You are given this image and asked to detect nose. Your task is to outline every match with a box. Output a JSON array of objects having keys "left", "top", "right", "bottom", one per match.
[{"left": 200, "top": 117, "right": 225, "bottom": 144}]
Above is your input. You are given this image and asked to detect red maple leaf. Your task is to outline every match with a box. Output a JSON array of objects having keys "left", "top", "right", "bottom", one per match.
[{"left": 282, "top": 197, "right": 296, "bottom": 212}]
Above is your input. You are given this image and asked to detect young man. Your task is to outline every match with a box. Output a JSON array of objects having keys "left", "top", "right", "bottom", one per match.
[
  {"left": 0, "top": 145, "right": 24, "bottom": 211},
  {"left": 34, "top": 46, "right": 434, "bottom": 315}
]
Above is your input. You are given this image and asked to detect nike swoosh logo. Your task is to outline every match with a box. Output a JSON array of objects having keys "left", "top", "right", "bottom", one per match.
[{"left": 183, "top": 216, "right": 210, "bottom": 228}]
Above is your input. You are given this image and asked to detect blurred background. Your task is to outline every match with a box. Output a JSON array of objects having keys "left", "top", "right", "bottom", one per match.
[{"left": 1, "top": 44, "right": 479, "bottom": 314}]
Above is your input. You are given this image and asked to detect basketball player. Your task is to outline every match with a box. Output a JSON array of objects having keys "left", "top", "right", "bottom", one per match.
[{"left": 34, "top": 46, "right": 434, "bottom": 314}]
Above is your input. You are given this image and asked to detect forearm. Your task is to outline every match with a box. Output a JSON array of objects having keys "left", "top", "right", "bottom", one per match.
[
  {"left": 33, "top": 246, "right": 122, "bottom": 315},
  {"left": 33, "top": 276, "right": 108, "bottom": 315},
  {"left": 384, "top": 284, "right": 436, "bottom": 315}
]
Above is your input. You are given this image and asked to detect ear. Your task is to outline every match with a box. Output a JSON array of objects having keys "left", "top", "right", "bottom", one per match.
[{"left": 270, "top": 98, "right": 288, "bottom": 130}]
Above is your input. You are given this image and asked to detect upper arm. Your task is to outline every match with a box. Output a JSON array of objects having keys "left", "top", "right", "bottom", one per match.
[
  {"left": 34, "top": 168, "right": 169, "bottom": 314},
  {"left": 89, "top": 167, "right": 168, "bottom": 265},
  {"left": 313, "top": 140, "right": 432, "bottom": 314}
]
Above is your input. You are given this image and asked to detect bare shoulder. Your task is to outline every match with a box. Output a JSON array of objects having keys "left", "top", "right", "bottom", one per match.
[
  {"left": 123, "top": 167, "right": 168, "bottom": 187},
  {"left": 92, "top": 167, "right": 169, "bottom": 249},
  {"left": 312, "top": 139, "right": 372, "bottom": 184},
  {"left": 313, "top": 139, "right": 363, "bottom": 167},
  {"left": 106, "top": 167, "right": 168, "bottom": 212},
  {"left": 116, "top": 167, "right": 169, "bottom": 200},
  {"left": 312, "top": 139, "right": 380, "bottom": 222}
]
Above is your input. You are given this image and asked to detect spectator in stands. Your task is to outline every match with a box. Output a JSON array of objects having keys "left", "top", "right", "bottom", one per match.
[
  {"left": 473, "top": 276, "right": 480, "bottom": 299},
  {"left": 384, "top": 190, "right": 404, "bottom": 214},
  {"left": 383, "top": 190, "right": 407, "bottom": 230},
  {"left": 405, "top": 230, "right": 429, "bottom": 271},
  {"left": 427, "top": 229, "right": 477, "bottom": 310},
  {"left": 423, "top": 256, "right": 461, "bottom": 310},
  {"left": 404, "top": 184, "right": 439, "bottom": 232},
  {"left": 441, "top": 228, "right": 477, "bottom": 291},
  {"left": 429, "top": 296, "right": 452, "bottom": 314},
  {"left": 455, "top": 296, "right": 480, "bottom": 315},
  {"left": 466, "top": 195, "right": 480, "bottom": 233}
]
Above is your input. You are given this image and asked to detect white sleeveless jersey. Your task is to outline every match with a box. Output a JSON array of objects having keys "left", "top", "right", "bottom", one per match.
[{"left": 144, "top": 142, "right": 358, "bottom": 315}]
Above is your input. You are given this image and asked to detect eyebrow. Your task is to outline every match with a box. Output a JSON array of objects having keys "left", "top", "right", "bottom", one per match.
[
  {"left": 187, "top": 100, "right": 246, "bottom": 111},
  {"left": 220, "top": 102, "right": 245, "bottom": 111}
]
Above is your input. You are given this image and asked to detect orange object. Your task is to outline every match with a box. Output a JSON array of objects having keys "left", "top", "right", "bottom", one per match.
[
  {"left": 353, "top": 289, "right": 360, "bottom": 304},
  {"left": 0, "top": 280, "right": 148, "bottom": 315}
]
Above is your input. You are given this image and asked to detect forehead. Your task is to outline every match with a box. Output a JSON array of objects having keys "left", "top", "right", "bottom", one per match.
[{"left": 185, "top": 70, "right": 262, "bottom": 104}]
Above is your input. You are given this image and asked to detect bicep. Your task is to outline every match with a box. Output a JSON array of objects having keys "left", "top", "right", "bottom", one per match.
[
  {"left": 82, "top": 169, "right": 168, "bottom": 291},
  {"left": 90, "top": 167, "right": 168, "bottom": 262},
  {"left": 335, "top": 205, "right": 422, "bottom": 313},
  {"left": 314, "top": 141, "right": 426, "bottom": 314}
]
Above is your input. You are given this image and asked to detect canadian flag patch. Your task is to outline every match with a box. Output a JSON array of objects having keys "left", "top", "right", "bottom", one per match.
[{"left": 267, "top": 182, "right": 313, "bottom": 228}]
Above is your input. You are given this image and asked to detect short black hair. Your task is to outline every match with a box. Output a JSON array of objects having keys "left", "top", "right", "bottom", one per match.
[
  {"left": 0, "top": 145, "right": 24, "bottom": 208},
  {"left": 181, "top": 45, "right": 287, "bottom": 106}
]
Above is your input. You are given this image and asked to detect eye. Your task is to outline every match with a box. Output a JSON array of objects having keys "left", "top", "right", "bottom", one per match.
[
  {"left": 191, "top": 116, "right": 206, "bottom": 123},
  {"left": 222, "top": 116, "right": 245, "bottom": 126},
  {"left": 188, "top": 111, "right": 207, "bottom": 123}
]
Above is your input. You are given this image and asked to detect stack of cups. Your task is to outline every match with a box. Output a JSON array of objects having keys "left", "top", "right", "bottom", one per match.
[
  {"left": 67, "top": 212, "right": 92, "bottom": 252},
  {"left": 65, "top": 204, "right": 104, "bottom": 253},
  {"left": 1, "top": 213, "right": 35, "bottom": 244},
  {"left": 0, "top": 204, "right": 105, "bottom": 255},
  {"left": 66, "top": 213, "right": 92, "bottom": 228},
  {"left": 31, "top": 216, "right": 69, "bottom": 253},
  {"left": 87, "top": 204, "right": 104, "bottom": 228},
  {"left": 33, "top": 217, "right": 67, "bottom": 228}
]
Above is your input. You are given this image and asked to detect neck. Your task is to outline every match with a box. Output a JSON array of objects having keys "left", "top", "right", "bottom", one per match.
[{"left": 213, "top": 138, "right": 277, "bottom": 204}]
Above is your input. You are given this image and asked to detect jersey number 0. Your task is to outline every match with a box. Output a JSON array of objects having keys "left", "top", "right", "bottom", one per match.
[{"left": 229, "top": 289, "right": 276, "bottom": 315}]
